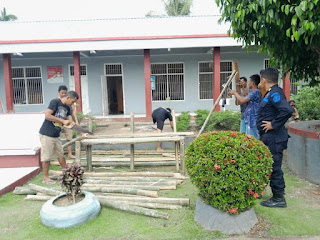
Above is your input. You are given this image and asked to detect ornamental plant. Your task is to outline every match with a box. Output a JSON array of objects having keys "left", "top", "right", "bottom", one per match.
[
  {"left": 60, "top": 164, "right": 85, "bottom": 204},
  {"left": 186, "top": 131, "right": 273, "bottom": 214}
]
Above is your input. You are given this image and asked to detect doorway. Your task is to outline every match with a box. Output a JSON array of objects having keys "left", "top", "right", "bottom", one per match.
[{"left": 101, "top": 76, "right": 124, "bottom": 115}]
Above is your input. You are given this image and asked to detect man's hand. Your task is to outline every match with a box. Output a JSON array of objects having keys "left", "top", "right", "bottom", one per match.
[
  {"left": 261, "top": 121, "right": 274, "bottom": 132},
  {"left": 62, "top": 119, "right": 72, "bottom": 126},
  {"left": 229, "top": 89, "right": 236, "bottom": 95}
]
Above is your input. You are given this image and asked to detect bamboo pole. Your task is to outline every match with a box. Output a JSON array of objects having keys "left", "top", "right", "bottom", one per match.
[
  {"left": 172, "top": 110, "right": 180, "bottom": 172},
  {"left": 75, "top": 140, "right": 81, "bottom": 164},
  {"left": 98, "top": 195, "right": 190, "bottom": 206},
  {"left": 87, "top": 132, "right": 195, "bottom": 139},
  {"left": 179, "top": 138, "right": 186, "bottom": 175},
  {"left": 81, "top": 186, "right": 158, "bottom": 198},
  {"left": 115, "top": 201, "right": 182, "bottom": 210},
  {"left": 49, "top": 170, "right": 182, "bottom": 178},
  {"left": 197, "top": 70, "right": 237, "bottom": 137},
  {"left": 25, "top": 195, "right": 52, "bottom": 201},
  {"left": 86, "top": 145, "right": 92, "bottom": 171},
  {"left": 98, "top": 199, "right": 169, "bottom": 219},
  {"left": 81, "top": 136, "right": 183, "bottom": 145},
  {"left": 84, "top": 179, "right": 177, "bottom": 186},
  {"left": 62, "top": 134, "right": 87, "bottom": 149},
  {"left": 130, "top": 112, "right": 135, "bottom": 171},
  {"left": 13, "top": 188, "right": 37, "bottom": 195},
  {"left": 28, "top": 184, "right": 63, "bottom": 196},
  {"left": 82, "top": 183, "right": 175, "bottom": 190}
]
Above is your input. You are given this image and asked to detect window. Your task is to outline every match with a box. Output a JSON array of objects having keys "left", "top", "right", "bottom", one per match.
[
  {"left": 105, "top": 64, "right": 122, "bottom": 75},
  {"left": 70, "top": 65, "right": 87, "bottom": 76},
  {"left": 290, "top": 79, "right": 298, "bottom": 95},
  {"left": 264, "top": 59, "right": 270, "bottom": 69},
  {"left": 199, "top": 61, "right": 233, "bottom": 99},
  {"left": 12, "top": 67, "right": 43, "bottom": 105},
  {"left": 151, "top": 63, "right": 184, "bottom": 101}
]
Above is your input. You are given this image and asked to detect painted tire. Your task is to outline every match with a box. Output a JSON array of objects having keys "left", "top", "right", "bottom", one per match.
[{"left": 40, "top": 191, "right": 101, "bottom": 228}]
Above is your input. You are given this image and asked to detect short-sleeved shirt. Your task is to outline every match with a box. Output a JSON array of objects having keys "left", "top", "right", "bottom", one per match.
[
  {"left": 39, "top": 98, "right": 71, "bottom": 138},
  {"left": 152, "top": 107, "right": 173, "bottom": 124},
  {"left": 244, "top": 89, "right": 262, "bottom": 128}
]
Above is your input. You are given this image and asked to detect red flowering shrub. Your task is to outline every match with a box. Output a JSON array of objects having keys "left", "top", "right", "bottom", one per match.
[{"left": 186, "top": 131, "right": 273, "bottom": 214}]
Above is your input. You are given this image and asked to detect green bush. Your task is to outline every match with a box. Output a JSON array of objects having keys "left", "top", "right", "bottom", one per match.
[
  {"left": 186, "top": 131, "right": 273, "bottom": 214},
  {"left": 176, "top": 111, "right": 191, "bottom": 132},
  {"left": 292, "top": 85, "right": 320, "bottom": 120},
  {"left": 195, "top": 110, "right": 241, "bottom": 132},
  {"left": 73, "top": 112, "right": 97, "bottom": 137}
]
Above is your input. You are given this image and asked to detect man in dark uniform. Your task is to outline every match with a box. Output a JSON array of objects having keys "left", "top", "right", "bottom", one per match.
[
  {"left": 152, "top": 107, "right": 174, "bottom": 152},
  {"left": 257, "top": 67, "right": 293, "bottom": 208}
]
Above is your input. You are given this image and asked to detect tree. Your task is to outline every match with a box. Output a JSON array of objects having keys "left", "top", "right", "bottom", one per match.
[
  {"left": 163, "top": 0, "right": 193, "bottom": 16},
  {"left": 216, "top": 0, "right": 320, "bottom": 85},
  {"left": 0, "top": 7, "right": 18, "bottom": 21}
]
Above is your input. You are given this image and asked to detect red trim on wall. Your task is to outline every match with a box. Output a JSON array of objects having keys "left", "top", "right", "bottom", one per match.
[
  {"left": 283, "top": 72, "right": 290, "bottom": 100},
  {"left": 288, "top": 125, "right": 320, "bottom": 140},
  {"left": 213, "top": 47, "right": 221, "bottom": 112},
  {"left": 73, "top": 51, "right": 82, "bottom": 113},
  {"left": 0, "top": 34, "right": 231, "bottom": 45},
  {"left": 0, "top": 153, "right": 41, "bottom": 168},
  {"left": 144, "top": 49, "right": 152, "bottom": 119},
  {"left": 0, "top": 167, "right": 40, "bottom": 196},
  {"left": 3, "top": 54, "right": 14, "bottom": 112}
]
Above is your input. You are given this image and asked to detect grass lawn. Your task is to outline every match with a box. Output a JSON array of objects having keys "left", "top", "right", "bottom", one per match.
[{"left": 0, "top": 165, "right": 320, "bottom": 240}]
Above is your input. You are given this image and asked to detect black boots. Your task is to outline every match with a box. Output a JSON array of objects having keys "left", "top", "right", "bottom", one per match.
[{"left": 260, "top": 193, "right": 287, "bottom": 208}]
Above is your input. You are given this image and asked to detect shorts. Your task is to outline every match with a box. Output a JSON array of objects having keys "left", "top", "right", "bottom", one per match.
[
  {"left": 62, "top": 126, "right": 73, "bottom": 141},
  {"left": 39, "top": 134, "right": 64, "bottom": 162},
  {"left": 156, "top": 120, "right": 164, "bottom": 131}
]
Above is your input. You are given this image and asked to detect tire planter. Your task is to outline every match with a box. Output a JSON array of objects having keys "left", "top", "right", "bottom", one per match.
[{"left": 40, "top": 191, "right": 101, "bottom": 228}]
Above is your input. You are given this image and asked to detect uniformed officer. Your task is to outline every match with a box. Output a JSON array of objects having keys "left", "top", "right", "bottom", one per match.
[{"left": 257, "top": 67, "right": 293, "bottom": 208}]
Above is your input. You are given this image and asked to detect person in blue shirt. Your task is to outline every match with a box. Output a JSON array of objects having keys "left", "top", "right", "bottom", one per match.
[
  {"left": 229, "top": 74, "right": 262, "bottom": 139},
  {"left": 257, "top": 67, "right": 293, "bottom": 208}
]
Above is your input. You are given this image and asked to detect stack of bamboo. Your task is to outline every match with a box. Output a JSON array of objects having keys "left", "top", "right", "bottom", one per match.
[{"left": 15, "top": 171, "right": 190, "bottom": 219}]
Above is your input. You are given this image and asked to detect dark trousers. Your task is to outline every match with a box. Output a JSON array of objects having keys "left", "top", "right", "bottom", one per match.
[{"left": 261, "top": 134, "right": 287, "bottom": 195}]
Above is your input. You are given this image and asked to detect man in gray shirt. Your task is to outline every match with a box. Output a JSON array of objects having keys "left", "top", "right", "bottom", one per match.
[{"left": 238, "top": 77, "right": 248, "bottom": 133}]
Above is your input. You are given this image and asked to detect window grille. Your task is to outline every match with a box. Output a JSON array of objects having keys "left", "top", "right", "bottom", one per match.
[
  {"left": 12, "top": 67, "right": 43, "bottom": 105},
  {"left": 199, "top": 61, "right": 233, "bottom": 99},
  {"left": 105, "top": 64, "right": 122, "bottom": 75},
  {"left": 290, "top": 79, "right": 298, "bottom": 95},
  {"left": 70, "top": 65, "right": 87, "bottom": 76},
  {"left": 264, "top": 59, "right": 270, "bottom": 69},
  {"left": 151, "top": 63, "right": 184, "bottom": 101}
]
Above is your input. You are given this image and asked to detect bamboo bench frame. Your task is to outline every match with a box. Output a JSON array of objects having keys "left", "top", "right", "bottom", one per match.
[{"left": 80, "top": 136, "right": 186, "bottom": 174}]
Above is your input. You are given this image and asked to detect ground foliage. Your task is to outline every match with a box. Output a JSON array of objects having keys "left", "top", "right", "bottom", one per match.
[
  {"left": 60, "top": 164, "right": 85, "bottom": 204},
  {"left": 176, "top": 111, "right": 191, "bottom": 132},
  {"left": 195, "top": 109, "right": 241, "bottom": 131},
  {"left": 292, "top": 85, "right": 320, "bottom": 120},
  {"left": 216, "top": 0, "right": 320, "bottom": 85},
  {"left": 186, "top": 131, "right": 273, "bottom": 214}
]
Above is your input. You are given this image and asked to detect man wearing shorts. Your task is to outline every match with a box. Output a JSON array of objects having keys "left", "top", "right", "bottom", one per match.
[
  {"left": 152, "top": 107, "right": 174, "bottom": 152},
  {"left": 58, "top": 85, "right": 79, "bottom": 159},
  {"left": 39, "top": 91, "right": 79, "bottom": 184}
]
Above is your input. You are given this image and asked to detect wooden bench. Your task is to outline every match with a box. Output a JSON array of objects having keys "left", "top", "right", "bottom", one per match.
[{"left": 80, "top": 135, "right": 187, "bottom": 174}]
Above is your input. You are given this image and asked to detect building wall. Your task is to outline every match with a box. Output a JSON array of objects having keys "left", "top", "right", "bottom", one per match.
[{"left": 0, "top": 48, "right": 268, "bottom": 115}]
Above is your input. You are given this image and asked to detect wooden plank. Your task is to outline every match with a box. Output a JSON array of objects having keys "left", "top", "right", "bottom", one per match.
[{"left": 87, "top": 132, "right": 194, "bottom": 139}]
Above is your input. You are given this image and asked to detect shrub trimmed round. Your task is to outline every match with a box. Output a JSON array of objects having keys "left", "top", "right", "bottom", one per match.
[
  {"left": 186, "top": 131, "right": 273, "bottom": 214},
  {"left": 40, "top": 191, "right": 101, "bottom": 228}
]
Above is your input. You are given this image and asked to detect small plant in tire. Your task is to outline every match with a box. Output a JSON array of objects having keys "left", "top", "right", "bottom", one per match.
[{"left": 60, "top": 164, "right": 85, "bottom": 204}]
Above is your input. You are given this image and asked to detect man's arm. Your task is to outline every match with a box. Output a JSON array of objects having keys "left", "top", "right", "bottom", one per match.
[
  {"left": 45, "top": 109, "right": 71, "bottom": 125},
  {"left": 170, "top": 121, "right": 174, "bottom": 130},
  {"left": 229, "top": 90, "right": 250, "bottom": 105},
  {"left": 71, "top": 104, "right": 79, "bottom": 124}
]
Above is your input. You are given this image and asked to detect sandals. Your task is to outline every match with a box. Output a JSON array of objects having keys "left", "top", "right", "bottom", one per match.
[{"left": 42, "top": 180, "right": 56, "bottom": 185}]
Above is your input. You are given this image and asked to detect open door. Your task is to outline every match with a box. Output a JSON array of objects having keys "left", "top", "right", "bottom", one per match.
[{"left": 101, "top": 75, "right": 124, "bottom": 115}]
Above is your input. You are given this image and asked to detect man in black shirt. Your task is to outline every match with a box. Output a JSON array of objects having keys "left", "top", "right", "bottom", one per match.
[
  {"left": 39, "top": 91, "right": 79, "bottom": 184},
  {"left": 257, "top": 67, "right": 293, "bottom": 208},
  {"left": 152, "top": 107, "right": 174, "bottom": 152}
]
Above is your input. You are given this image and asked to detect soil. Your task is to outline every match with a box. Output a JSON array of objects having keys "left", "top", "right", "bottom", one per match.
[{"left": 53, "top": 193, "right": 85, "bottom": 207}]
